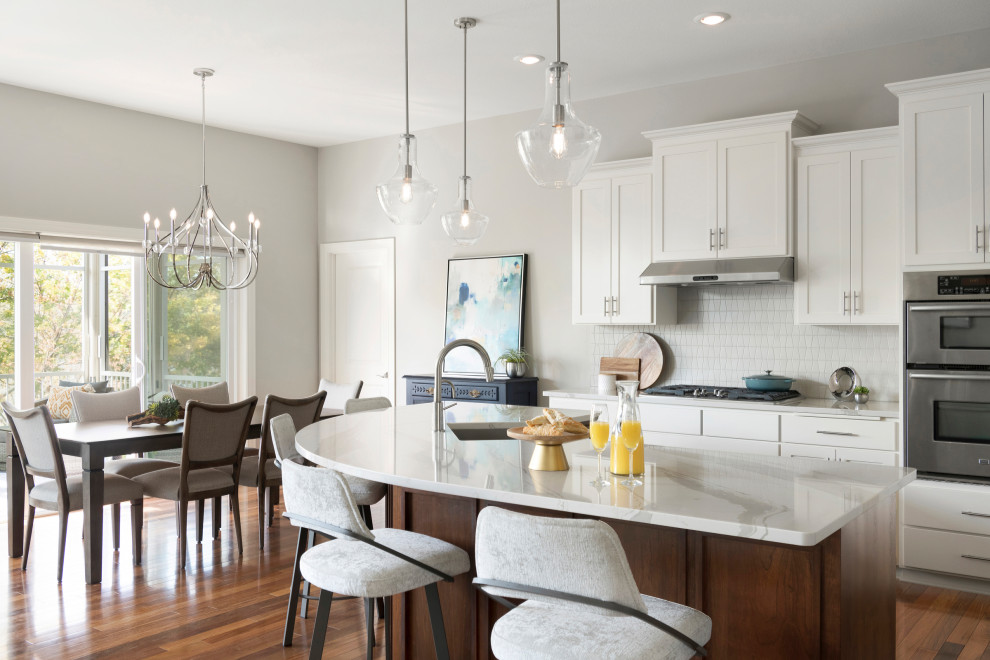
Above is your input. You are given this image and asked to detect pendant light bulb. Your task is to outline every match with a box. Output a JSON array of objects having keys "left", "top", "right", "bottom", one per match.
[
  {"left": 550, "top": 124, "right": 567, "bottom": 158},
  {"left": 377, "top": 0, "right": 438, "bottom": 225}
]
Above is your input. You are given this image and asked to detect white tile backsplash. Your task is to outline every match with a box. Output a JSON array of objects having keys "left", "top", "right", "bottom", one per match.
[{"left": 592, "top": 285, "right": 900, "bottom": 401}]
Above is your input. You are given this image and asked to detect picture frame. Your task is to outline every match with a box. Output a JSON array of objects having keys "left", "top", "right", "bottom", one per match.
[{"left": 443, "top": 254, "right": 527, "bottom": 376}]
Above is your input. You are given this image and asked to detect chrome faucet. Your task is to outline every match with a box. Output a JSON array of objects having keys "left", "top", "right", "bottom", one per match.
[{"left": 434, "top": 338, "right": 494, "bottom": 430}]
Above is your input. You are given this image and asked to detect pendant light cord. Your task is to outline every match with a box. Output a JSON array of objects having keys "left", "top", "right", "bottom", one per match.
[
  {"left": 201, "top": 73, "right": 207, "bottom": 187},
  {"left": 404, "top": 0, "right": 410, "bottom": 137},
  {"left": 462, "top": 20, "right": 468, "bottom": 179},
  {"left": 556, "top": 0, "right": 561, "bottom": 63}
]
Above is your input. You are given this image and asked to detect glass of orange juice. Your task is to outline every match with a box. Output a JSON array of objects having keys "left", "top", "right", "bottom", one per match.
[{"left": 589, "top": 403, "right": 610, "bottom": 487}]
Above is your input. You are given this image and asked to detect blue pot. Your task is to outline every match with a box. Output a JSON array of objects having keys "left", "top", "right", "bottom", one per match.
[{"left": 742, "top": 371, "right": 795, "bottom": 391}]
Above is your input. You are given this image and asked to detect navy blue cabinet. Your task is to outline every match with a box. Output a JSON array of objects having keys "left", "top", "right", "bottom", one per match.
[{"left": 403, "top": 374, "right": 538, "bottom": 407}]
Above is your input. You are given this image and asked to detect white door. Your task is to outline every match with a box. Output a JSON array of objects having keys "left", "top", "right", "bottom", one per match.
[
  {"left": 717, "top": 131, "right": 789, "bottom": 258},
  {"left": 902, "top": 93, "right": 985, "bottom": 265},
  {"left": 319, "top": 239, "right": 395, "bottom": 403},
  {"left": 651, "top": 140, "right": 717, "bottom": 261},
  {"left": 572, "top": 178, "right": 612, "bottom": 324},
  {"left": 851, "top": 147, "right": 900, "bottom": 324},
  {"left": 612, "top": 173, "right": 654, "bottom": 324},
  {"left": 796, "top": 151, "right": 851, "bottom": 325}
]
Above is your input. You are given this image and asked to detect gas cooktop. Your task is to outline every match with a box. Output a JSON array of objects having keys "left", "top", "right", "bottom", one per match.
[{"left": 643, "top": 384, "right": 802, "bottom": 402}]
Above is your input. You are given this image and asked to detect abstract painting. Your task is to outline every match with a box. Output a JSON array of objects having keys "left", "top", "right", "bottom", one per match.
[{"left": 443, "top": 255, "right": 527, "bottom": 375}]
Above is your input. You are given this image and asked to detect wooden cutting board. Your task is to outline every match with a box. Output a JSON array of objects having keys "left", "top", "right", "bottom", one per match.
[
  {"left": 614, "top": 333, "right": 664, "bottom": 388},
  {"left": 599, "top": 357, "right": 640, "bottom": 382}
]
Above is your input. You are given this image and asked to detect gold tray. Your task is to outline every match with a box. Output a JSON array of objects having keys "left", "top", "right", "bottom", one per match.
[{"left": 506, "top": 426, "right": 589, "bottom": 471}]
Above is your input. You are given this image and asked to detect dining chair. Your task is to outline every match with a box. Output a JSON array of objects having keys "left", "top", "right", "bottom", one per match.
[
  {"left": 281, "top": 458, "right": 470, "bottom": 660},
  {"left": 133, "top": 397, "right": 257, "bottom": 569},
  {"left": 72, "top": 386, "right": 177, "bottom": 478},
  {"left": 343, "top": 396, "right": 390, "bottom": 415},
  {"left": 473, "top": 506, "right": 712, "bottom": 659},
  {"left": 318, "top": 379, "right": 362, "bottom": 411},
  {"left": 237, "top": 391, "right": 327, "bottom": 550},
  {"left": 1, "top": 402, "right": 144, "bottom": 582},
  {"left": 169, "top": 381, "right": 230, "bottom": 406}
]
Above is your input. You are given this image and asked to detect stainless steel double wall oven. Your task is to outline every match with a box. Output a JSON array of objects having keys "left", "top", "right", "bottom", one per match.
[{"left": 906, "top": 271, "right": 990, "bottom": 481}]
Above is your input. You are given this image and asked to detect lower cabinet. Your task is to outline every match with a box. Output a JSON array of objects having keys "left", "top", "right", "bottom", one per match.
[
  {"left": 781, "top": 442, "right": 899, "bottom": 465},
  {"left": 902, "top": 479, "right": 990, "bottom": 579}
]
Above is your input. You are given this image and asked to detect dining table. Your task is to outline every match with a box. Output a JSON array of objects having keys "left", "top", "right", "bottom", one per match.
[{"left": 5, "top": 406, "right": 342, "bottom": 584}]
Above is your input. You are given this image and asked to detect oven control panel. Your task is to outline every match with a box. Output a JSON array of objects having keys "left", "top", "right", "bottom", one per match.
[{"left": 938, "top": 274, "right": 990, "bottom": 296}]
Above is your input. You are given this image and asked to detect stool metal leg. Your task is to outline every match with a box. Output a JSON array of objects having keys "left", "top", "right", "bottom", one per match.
[
  {"left": 360, "top": 504, "right": 386, "bottom": 621},
  {"left": 384, "top": 595, "right": 393, "bottom": 660},
  {"left": 300, "top": 529, "right": 315, "bottom": 618},
  {"left": 424, "top": 583, "right": 450, "bottom": 660},
  {"left": 309, "top": 589, "right": 334, "bottom": 660},
  {"left": 283, "top": 526, "right": 308, "bottom": 647},
  {"left": 365, "top": 598, "right": 375, "bottom": 659}
]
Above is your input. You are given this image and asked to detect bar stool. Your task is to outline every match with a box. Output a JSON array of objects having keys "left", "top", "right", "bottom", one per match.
[
  {"left": 474, "top": 506, "right": 712, "bottom": 659},
  {"left": 281, "top": 457, "right": 469, "bottom": 660}
]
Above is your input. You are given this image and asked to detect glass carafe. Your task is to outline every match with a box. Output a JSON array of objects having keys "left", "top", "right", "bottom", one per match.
[{"left": 610, "top": 381, "right": 645, "bottom": 476}]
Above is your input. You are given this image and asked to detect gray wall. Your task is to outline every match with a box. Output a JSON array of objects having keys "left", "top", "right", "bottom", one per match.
[
  {"left": 318, "top": 28, "right": 990, "bottom": 400},
  {"left": 0, "top": 82, "right": 320, "bottom": 400}
]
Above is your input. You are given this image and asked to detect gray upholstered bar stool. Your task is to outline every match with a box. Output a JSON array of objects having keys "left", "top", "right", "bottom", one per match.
[
  {"left": 72, "top": 387, "right": 177, "bottom": 478},
  {"left": 318, "top": 379, "right": 362, "bottom": 411},
  {"left": 281, "top": 457, "right": 470, "bottom": 660},
  {"left": 2, "top": 402, "right": 145, "bottom": 581},
  {"left": 474, "top": 507, "right": 712, "bottom": 659}
]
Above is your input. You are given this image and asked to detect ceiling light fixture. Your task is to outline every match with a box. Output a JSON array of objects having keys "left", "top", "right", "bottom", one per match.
[
  {"left": 696, "top": 12, "right": 730, "bottom": 26},
  {"left": 515, "top": 0, "right": 601, "bottom": 189},
  {"left": 441, "top": 18, "right": 489, "bottom": 246},
  {"left": 515, "top": 54, "right": 545, "bottom": 65},
  {"left": 143, "top": 68, "right": 260, "bottom": 290},
  {"left": 376, "top": 0, "right": 438, "bottom": 225}
]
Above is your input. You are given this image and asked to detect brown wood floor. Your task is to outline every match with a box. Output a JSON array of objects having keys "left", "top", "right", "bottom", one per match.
[{"left": 3, "top": 485, "right": 990, "bottom": 659}]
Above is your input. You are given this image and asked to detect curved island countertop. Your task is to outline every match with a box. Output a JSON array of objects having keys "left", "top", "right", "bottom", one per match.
[{"left": 295, "top": 402, "right": 915, "bottom": 547}]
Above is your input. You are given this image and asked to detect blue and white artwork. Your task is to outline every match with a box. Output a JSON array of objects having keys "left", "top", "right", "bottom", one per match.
[{"left": 443, "top": 255, "right": 526, "bottom": 375}]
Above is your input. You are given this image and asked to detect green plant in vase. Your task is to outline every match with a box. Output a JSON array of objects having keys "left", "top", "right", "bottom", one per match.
[
  {"left": 852, "top": 386, "right": 870, "bottom": 404},
  {"left": 496, "top": 347, "right": 529, "bottom": 378},
  {"left": 148, "top": 395, "right": 182, "bottom": 422}
]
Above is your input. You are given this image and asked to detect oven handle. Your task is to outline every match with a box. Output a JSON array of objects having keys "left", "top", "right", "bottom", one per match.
[
  {"left": 909, "top": 372, "right": 990, "bottom": 382},
  {"left": 908, "top": 304, "right": 990, "bottom": 313}
]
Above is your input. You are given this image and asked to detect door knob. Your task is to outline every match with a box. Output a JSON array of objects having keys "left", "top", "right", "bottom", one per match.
[{"left": 376, "top": 372, "right": 389, "bottom": 379}]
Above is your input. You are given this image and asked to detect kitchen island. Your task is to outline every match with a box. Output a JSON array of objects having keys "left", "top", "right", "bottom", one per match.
[{"left": 296, "top": 402, "right": 915, "bottom": 659}]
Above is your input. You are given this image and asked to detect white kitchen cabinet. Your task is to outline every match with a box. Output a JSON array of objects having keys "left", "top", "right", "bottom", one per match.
[
  {"left": 794, "top": 128, "right": 899, "bottom": 325},
  {"left": 572, "top": 158, "right": 675, "bottom": 325},
  {"left": 902, "top": 479, "right": 990, "bottom": 579},
  {"left": 782, "top": 443, "right": 898, "bottom": 465},
  {"left": 887, "top": 69, "right": 990, "bottom": 266},
  {"left": 780, "top": 414, "right": 898, "bottom": 451},
  {"left": 645, "top": 111, "right": 818, "bottom": 263},
  {"left": 781, "top": 442, "right": 836, "bottom": 461}
]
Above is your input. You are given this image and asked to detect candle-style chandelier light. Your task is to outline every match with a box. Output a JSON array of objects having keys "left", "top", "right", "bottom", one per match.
[{"left": 143, "top": 68, "right": 261, "bottom": 290}]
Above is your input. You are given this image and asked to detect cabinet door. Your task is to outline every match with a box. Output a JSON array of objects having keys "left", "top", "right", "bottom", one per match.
[
  {"left": 902, "top": 93, "right": 985, "bottom": 265},
  {"left": 851, "top": 147, "right": 900, "bottom": 324},
  {"left": 795, "top": 152, "right": 851, "bottom": 324},
  {"left": 652, "top": 141, "right": 717, "bottom": 261},
  {"left": 717, "top": 131, "right": 789, "bottom": 258},
  {"left": 572, "top": 179, "right": 612, "bottom": 324},
  {"left": 612, "top": 173, "right": 654, "bottom": 324}
]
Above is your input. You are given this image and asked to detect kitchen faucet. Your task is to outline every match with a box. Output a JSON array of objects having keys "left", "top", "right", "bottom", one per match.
[{"left": 433, "top": 338, "right": 494, "bottom": 430}]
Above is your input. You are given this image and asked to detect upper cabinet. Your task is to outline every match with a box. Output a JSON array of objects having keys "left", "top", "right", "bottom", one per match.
[
  {"left": 572, "top": 159, "right": 675, "bottom": 325},
  {"left": 644, "top": 112, "right": 818, "bottom": 262},
  {"left": 793, "top": 129, "right": 900, "bottom": 325},
  {"left": 887, "top": 69, "right": 990, "bottom": 266}
]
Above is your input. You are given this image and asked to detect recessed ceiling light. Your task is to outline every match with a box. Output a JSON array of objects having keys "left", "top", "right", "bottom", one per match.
[
  {"left": 696, "top": 12, "right": 730, "bottom": 26},
  {"left": 514, "top": 54, "right": 545, "bottom": 65}
]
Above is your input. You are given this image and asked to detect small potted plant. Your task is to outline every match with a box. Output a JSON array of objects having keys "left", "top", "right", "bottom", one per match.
[
  {"left": 496, "top": 347, "right": 529, "bottom": 378},
  {"left": 852, "top": 386, "right": 870, "bottom": 405},
  {"left": 127, "top": 394, "right": 184, "bottom": 427}
]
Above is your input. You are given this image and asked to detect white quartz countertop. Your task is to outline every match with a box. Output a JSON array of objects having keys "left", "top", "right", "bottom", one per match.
[
  {"left": 545, "top": 389, "right": 900, "bottom": 418},
  {"left": 295, "top": 402, "right": 914, "bottom": 547}
]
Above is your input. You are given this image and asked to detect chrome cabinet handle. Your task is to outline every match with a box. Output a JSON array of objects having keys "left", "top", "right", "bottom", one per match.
[
  {"left": 977, "top": 225, "right": 983, "bottom": 253},
  {"left": 604, "top": 296, "right": 611, "bottom": 316},
  {"left": 816, "top": 430, "right": 856, "bottom": 437},
  {"left": 612, "top": 296, "right": 618, "bottom": 316},
  {"left": 709, "top": 228, "right": 715, "bottom": 251},
  {"left": 962, "top": 554, "right": 990, "bottom": 562},
  {"left": 909, "top": 303, "right": 990, "bottom": 312},
  {"left": 909, "top": 372, "right": 990, "bottom": 381},
  {"left": 718, "top": 227, "right": 726, "bottom": 249},
  {"left": 853, "top": 291, "right": 860, "bottom": 314},
  {"left": 842, "top": 291, "right": 849, "bottom": 315},
  {"left": 962, "top": 511, "right": 990, "bottom": 519}
]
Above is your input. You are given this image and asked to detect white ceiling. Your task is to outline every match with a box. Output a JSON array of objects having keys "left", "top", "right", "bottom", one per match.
[{"left": 2, "top": 1, "right": 990, "bottom": 147}]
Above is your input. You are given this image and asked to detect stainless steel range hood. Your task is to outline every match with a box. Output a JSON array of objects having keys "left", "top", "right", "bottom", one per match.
[{"left": 639, "top": 257, "right": 794, "bottom": 286}]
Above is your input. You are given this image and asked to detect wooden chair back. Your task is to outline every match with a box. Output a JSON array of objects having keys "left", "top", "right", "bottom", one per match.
[{"left": 258, "top": 391, "right": 327, "bottom": 480}]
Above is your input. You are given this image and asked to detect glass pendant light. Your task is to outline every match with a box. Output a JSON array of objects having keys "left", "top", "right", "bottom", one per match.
[
  {"left": 377, "top": 0, "right": 438, "bottom": 225},
  {"left": 516, "top": 0, "right": 601, "bottom": 189},
  {"left": 441, "top": 18, "right": 489, "bottom": 246}
]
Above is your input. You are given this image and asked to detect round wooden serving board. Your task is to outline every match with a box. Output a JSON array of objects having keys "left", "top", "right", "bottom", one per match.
[
  {"left": 506, "top": 427, "right": 589, "bottom": 443},
  {"left": 614, "top": 332, "right": 664, "bottom": 388}
]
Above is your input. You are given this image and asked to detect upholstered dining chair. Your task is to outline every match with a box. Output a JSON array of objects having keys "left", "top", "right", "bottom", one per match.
[
  {"left": 71, "top": 386, "right": 177, "bottom": 478},
  {"left": 236, "top": 391, "right": 327, "bottom": 550},
  {"left": 318, "top": 379, "right": 362, "bottom": 412},
  {"left": 170, "top": 381, "right": 230, "bottom": 406},
  {"left": 281, "top": 458, "right": 470, "bottom": 660},
  {"left": 473, "top": 507, "right": 712, "bottom": 659},
  {"left": 133, "top": 397, "right": 257, "bottom": 569},
  {"left": 1, "top": 402, "right": 144, "bottom": 582}
]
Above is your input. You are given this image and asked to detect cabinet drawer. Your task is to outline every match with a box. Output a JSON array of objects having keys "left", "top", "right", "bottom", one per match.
[
  {"left": 780, "top": 415, "right": 896, "bottom": 450},
  {"left": 647, "top": 431, "right": 778, "bottom": 456},
  {"left": 781, "top": 442, "right": 835, "bottom": 461},
  {"left": 641, "top": 405, "right": 701, "bottom": 435},
  {"left": 902, "top": 526, "right": 990, "bottom": 580},
  {"left": 703, "top": 409, "right": 779, "bottom": 442},
  {"left": 904, "top": 480, "right": 990, "bottom": 536},
  {"left": 834, "top": 447, "right": 898, "bottom": 466},
  {"left": 410, "top": 382, "right": 452, "bottom": 398},
  {"left": 453, "top": 385, "right": 500, "bottom": 402}
]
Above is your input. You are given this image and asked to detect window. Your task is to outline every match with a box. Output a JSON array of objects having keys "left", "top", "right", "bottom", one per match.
[
  {"left": 33, "top": 246, "right": 85, "bottom": 399},
  {"left": 0, "top": 242, "right": 13, "bottom": 404},
  {"left": 101, "top": 254, "right": 133, "bottom": 389}
]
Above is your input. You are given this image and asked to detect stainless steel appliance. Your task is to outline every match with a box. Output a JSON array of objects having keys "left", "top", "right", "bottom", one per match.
[
  {"left": 639, "top": 256, "right": 793, "bottom": 286},
  {"left": 905, "top": 270, "right": 990, "bottom": 481}
]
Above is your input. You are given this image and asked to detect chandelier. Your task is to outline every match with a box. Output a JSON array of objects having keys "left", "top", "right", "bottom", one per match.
[{"left": 143, "top": 68, "right": 260, "bottom": 290}]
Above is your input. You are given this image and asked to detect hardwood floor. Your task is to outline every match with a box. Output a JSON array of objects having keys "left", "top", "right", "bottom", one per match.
[{"left": 3, "top": 484, "right": 989, "bottom": 659}]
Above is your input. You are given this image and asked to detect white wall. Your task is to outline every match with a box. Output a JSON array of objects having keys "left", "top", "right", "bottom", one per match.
[
  {"left": 318, "top": 28, "right": 990, "bottom": 401},
  {"left": 0, "top": 82, "right": 320, "bottom": 400}
]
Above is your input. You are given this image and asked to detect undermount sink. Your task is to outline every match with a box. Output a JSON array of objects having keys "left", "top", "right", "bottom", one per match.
[{"left": 445, "top": 422, "right": 518, "bottom": 442}]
